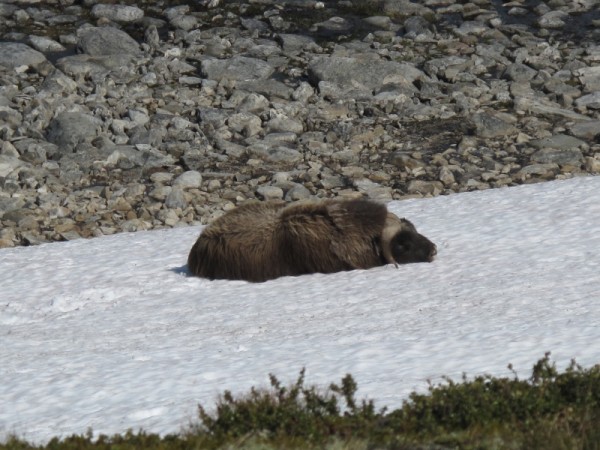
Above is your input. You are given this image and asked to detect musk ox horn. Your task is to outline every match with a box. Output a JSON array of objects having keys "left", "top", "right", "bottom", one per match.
[{"left": 187, "top": 198, "right": 436, "bottom": 282}]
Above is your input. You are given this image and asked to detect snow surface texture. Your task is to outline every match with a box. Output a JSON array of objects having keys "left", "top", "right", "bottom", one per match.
[{"left": 1, "top": 176, "right": 599, "bottom": 444}]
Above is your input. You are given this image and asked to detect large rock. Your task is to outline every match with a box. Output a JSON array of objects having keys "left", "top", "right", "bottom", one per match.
[
  {"left": 247, "top": 143, "right": 302, "bottom": 166},
  {"left": 569, "top": 121, "right": 600, "bottom": 140},
  {"left": 530, "top": 135, "right": 585, "bottom": 166},
  {"left": 576, "top": 66, "right": 600, "bottom": 92},
  {"left": 0, "top": 42, "right": 50, "bottom": 73},
  {"left": 46, "top": 112, "right": 103, "bottom": 154},
  {"left": 77, "top": 26, "right": 141, "bottom": 56},
  {"left": 538, "top": 10, "right": 568, "bottom": 29},
  {"left": 276, "top": 33, "right": 316, "bottom": 53},
  {"left": 575, "top": 92, "right": 600, "bottom": 109},
  {"left": 471, "top": 111, "right": 517, "bottom": 138},
  {"left": 503, "top": 63, "right": 537, "bottom": 82},
  {"left": 0, "top": 155, "right": 25, "bottom": 178},
  {"left": 308, "top": 56, "right": 423, "bottom": 97},
  {"left": 382, "top": 0, "right": 434, "bottom": 19},
  {"left": 56, "top": 54, "right": 139, "bottom": 82}
]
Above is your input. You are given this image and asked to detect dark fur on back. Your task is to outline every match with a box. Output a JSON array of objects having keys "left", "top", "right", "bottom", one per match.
[{"left": 187, "top": 198, "right": 436, "bottom": 282}]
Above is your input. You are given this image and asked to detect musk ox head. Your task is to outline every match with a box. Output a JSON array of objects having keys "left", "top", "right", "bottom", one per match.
[{"left": 381, "top": 213, "right": 437, "bottom": 266}]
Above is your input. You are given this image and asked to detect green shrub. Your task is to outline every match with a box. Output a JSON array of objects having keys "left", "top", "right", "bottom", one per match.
[
  {"left": 3, "top": 354, "right": 599, "bottom": 450},
  {"left": 196, "top": 368, "right": 382, "bottom": 443},
  {"left": 388, "top": 353, "right": 600, "bottom": 436}
]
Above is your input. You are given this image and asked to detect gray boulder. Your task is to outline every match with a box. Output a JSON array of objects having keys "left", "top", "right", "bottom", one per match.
[
  {"left": 77, "top": 26, "right": 141, "bottom": 56},
  {"left": 0, "top": 42, "right": 50, "bottom": 73},
  {"left": 471, "top": 111, "right": 517, "bottom": 138},
  {"left": 46, "top": 112, "right": 103, "bottom": 154}
]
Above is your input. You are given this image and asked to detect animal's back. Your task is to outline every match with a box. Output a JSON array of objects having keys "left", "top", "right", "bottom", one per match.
[
  {"left": 277, "top": 199, "right": 387, "bottom": 274},
  {"left": 187, "top": 201, "right": 287, "bottom": 281}
]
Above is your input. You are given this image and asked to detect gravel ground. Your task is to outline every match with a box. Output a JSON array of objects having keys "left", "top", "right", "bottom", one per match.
[{"left": 0, "top": 0, "right": 599, "bottom": 247}]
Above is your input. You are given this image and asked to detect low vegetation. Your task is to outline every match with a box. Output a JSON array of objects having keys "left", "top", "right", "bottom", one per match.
[{"left": 3, "top": 353, "right": 599, "bottom": 450}]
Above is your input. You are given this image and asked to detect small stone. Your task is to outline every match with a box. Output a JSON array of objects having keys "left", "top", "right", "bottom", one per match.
[
  {"left": 503, "top": 63, "right": 537, "bottom": 82},
  {"left": 284, "top": 184, "right": 311, "bottom": 201},
  {"left": 538, "top": 10, "right": 568, "bottom": 29},
  {"left": 256, "top": 185, "right": 284, "bottom": 200},
  {"left": 266, "top": 117, "right": 304, "bottom": 134},
  {"left": 0, "top": 239, "right": 15, "bottom": 249},
  {"left": 173, "top": 171, "right": 203, "bottom": 189},
  {"left": 471, "top": 111, "right": 516, "bottom": 138},
  {"left": 354, "top": 178, "right": 393, "bottom": 200},
  {"left": 109, "top": 197, "right": 132, "bottom": 212},
  {"left": 165, "top": 187, "right": 188, "bottom": 209},
  {"left": 391, "top": 152, "right": 425, "bottom": 170},
  {"left": 201, "top": 56, "right": 275, "bottom": 82},
  {"left": 91, "top": 4, "right": 144, "bottom": 23},
  {"left": 227, "top": 112, "right": 263, "bottom": 137},
  {"left": 206, "top": 179, "right": 221, "bottom": 192},
  {"left": 157, "top": 208, "right": 180, "bottom": 227},
  {"left": 247, "top": 144, "right": 302, "bottom": 166},
  {"left": 60, "top": 231, "right": 82, "bottom": 241},
  {"left": 439, "top": 166, "right": 456, "bottom": 186},
  {"left": 407, "top": 180, "right": 444, "bottom": 196},
  {"left": 516, "top": 163, "right": 558, "bottom": 179},
  {"left": 585, "top": 156, "right": 600, "bottom": 173},
  {"left": 28, "top": 35, "right": 66, "bottom": 53},
  {"left": 149, "top": 186, "right": 172, "bottom": 201}
]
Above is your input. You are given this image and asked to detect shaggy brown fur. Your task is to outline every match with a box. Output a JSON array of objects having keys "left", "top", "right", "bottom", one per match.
[{"left": 187, "top": 198, "right": 436, "bottom": 282}]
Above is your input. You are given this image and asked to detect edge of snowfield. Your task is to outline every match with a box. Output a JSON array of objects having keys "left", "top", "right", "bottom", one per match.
[{"left": 2, "top": 175, "right": 600, "bottom": 444}]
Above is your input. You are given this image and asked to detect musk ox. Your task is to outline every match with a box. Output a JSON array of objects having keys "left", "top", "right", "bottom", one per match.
[{"left": 187, "top": 198, "right": 436, "bottom": 282}]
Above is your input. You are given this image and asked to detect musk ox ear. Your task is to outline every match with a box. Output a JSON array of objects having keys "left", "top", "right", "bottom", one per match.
[{"left": 381, "top": 214, "right": 437, "bottom": 266}]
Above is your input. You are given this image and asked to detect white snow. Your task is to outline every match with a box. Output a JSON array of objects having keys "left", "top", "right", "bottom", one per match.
[{"left": 1, "top": 175, "right": 599, "bottom": 444}]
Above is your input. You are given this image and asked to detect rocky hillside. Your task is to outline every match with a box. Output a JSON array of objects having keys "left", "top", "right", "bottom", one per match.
[{"left": 0, "top": 0, "right": 599, "bottom": 247}]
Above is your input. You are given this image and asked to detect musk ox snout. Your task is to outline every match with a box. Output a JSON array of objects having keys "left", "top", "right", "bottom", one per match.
[{"left": 187, "top": 199, "right": 436, "bottom": 282}]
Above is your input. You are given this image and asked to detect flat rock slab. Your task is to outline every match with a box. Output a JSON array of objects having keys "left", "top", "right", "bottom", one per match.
[
  {"left": 56, "top": 54, "right": 139, "bottom": 82},
  {"left": 201, "top": 56, "right": 275, "bottom": 81},
  {"left": 569, "top": 121, "right": 600, "bottom": 140},
  {"left": 91, "top": 4, "right": 144, "bottom": 23},
  {"left": 529, "top": 134, "right": 587, "bottom": 151}
]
